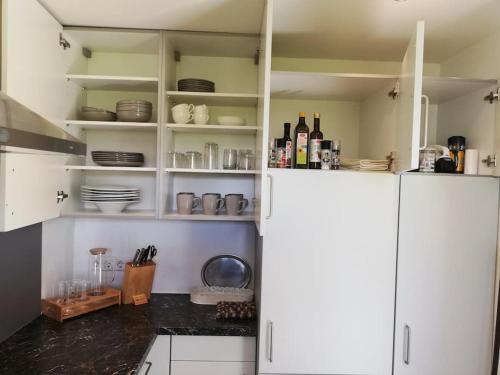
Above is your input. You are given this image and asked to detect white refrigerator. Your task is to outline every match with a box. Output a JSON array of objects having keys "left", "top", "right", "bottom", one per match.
[{"left": 257, "top": 170, "right": 498, "bottom": 375}]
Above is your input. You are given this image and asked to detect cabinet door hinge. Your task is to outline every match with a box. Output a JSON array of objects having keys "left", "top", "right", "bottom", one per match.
[
  {"left": 484, "top": 88, "right": 499, "bottom": 104},
  {"left": 388, "top": 81, "right": 400, "bottom": 100},
  {"left": 59, "top": 33, "right": 71, "bottom": 50},
  {"left": 482, "top": 154, "right": 497, "bottom": 168}
]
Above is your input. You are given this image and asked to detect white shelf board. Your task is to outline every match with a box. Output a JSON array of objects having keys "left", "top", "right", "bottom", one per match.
[
  {"left": 165, "top": 168, "right": 257, "bottom": 175},
  {"left": 66, "top": 74, "right": 159, "bottom": 91},
  {"left": 422, "top": 76, "right": 497, "bottom": 104},
  {"left": 166, "top": 91, "right": 258, "bottom": 106},
  {"left": 164, "top": 212, "right": 254, "bottom": 222},
  {"left": 66, "top": 120, "right": 158, "bottom": 131},
  {"left": 165, "top": 123, "right": 257, "bottom": 135},
  {"left": 62, "top": 209, "right": 156, "bottom": 219},
  {"left": 65, "top": 165, "right": 157, "bottom": 172},
  {"left": 271, "top": 71, "right": 397, "bottom": 101}
]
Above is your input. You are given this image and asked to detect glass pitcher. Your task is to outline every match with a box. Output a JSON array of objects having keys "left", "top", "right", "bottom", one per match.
[{"left": 88, "top": 247, "right": 109, "bottom": 296}]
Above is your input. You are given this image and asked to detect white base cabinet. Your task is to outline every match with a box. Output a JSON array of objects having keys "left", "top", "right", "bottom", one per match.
[
  {"left": 139, "top": 335, "right": 256, "bottom": 375},
  {"left": 394, "top": 174, "right": 499, "bottom": 375}
]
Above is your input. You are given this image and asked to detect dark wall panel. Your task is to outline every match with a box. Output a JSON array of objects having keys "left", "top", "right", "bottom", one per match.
[{"left": 0, "top": 223, "right": 41, "bottom": 342}]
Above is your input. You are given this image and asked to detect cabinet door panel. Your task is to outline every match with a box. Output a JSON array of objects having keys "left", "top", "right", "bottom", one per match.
[
  {"left": 138, "top": 336, "right": 171, "bottom": 375},
  {"left": 394, "top": 175, "right": 498, "bottom": 375},
  {"left": 2, "top": 0, "right": 64, "bottom": 126},
  {"left": 258, "top": 170, "right": 399, "bottom": 374},
  {"left": 254, "top": 0, "right": 273, "bottom": 235},
  {"left": 0, "top": 153, "right": 67, "bottom": 232},
  {"left": 395, "top": 21, "right": 425, "bottom": 171},
  {"left": 171, "top": 361, "right": 254, "bottom": 375}
]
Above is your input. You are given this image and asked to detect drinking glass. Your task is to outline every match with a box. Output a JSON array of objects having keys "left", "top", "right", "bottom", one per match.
[
  {"left": 185, "top": 151, "right": 202, "bottom": 169},
  {"left": 204, "top": 143, "right": 219, "bottom": 169},
  {"left": 167, "top": 152, "right": 186, "bottom": 168},
  {"left": 238, "top": 150, "right": 255, "bottom": 170},
  {"left": 223, "top": 149, "right": 238, "bottom": 170}
]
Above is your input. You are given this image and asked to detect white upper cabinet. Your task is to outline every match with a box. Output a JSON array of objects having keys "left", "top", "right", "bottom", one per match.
[
  {"left": 259, "top": 170, "right": 399, "bottom": 375},
  {"left": 255, "top": 0, "right": 273, "bottom": 236},
  {"left": 1, "top": 0, "right": 65, "bottom": 127},
  {"left": 395, "top": 21, "right": 425, "bottom": 171}
]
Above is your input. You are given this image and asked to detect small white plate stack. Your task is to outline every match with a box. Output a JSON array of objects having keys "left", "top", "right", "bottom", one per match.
[
  {"left": 81, "top": 185, "right": 141, "bottom": 214},
  {"left": 341, "top": 158, "right": 390, "bottom": 171}
]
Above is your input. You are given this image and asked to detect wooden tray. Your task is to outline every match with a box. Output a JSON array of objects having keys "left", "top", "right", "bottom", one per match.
[{"left": 42, "top": 288, "right": 121, "bottom": 322}]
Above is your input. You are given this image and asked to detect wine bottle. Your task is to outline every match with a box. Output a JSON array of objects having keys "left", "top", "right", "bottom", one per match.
[
  {"left": 283, "top": 123, "right": 292, "bottom": 168},
  {"left": 293, "top": 112, "right": 309, "bottom": 169},
  {"left": 309, "top": 113, "right": 323, "bottom": 169}
]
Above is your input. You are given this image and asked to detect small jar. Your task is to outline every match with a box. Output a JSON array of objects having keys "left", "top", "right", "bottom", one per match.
[
  {"left": 331, "top": 140, "right": 341, "bottom": 170},
  {"left": 419, "top": 149, "right": 436, "bottom": 173},
  {"left": 276, "top": 138, "right": 287, "bottom": 168},
  {"left": 320, "top": 140, "right": 332, "bottom": 170}
]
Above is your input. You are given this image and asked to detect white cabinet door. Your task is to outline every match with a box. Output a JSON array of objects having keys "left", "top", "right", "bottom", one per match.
[
  {"left": 0, "top": 153, "right": 67, "bottom": 232},
  {"left": 2, "top": 0, "right": 64, "bottom": 127},
  {"left": 254, "top": 0, "right": 273, "bottom": 236},
  {"left": 394, "top": 174, "right": 498, "bottom": 375},
  {"left": 138, "top": 336, "right": 171, "bottom": 375},
  {"left": 395, "top": 21, "right": 425, "bottom": 171},
  {"left": 258, "top": 170, "right": 399, "bottom": 375},
  {"left": 171, "top": 361, "right": 254, "bottom": 375}
]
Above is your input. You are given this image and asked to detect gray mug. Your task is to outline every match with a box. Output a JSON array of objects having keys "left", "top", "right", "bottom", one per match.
[
  {"left": 202, "top": 193, "right": 225, "bottom": 215},
  {"left": 225, "top": 194, "right": 249, "bottom": 216},
  {"left": 177, "top": 192, "right": 201, "bottom": 215}
]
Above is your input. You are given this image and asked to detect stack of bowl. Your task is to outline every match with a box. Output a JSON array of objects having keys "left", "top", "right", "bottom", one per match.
[
  {"left": 81, "top": 106, "right": 117, "bottom": 121},
  {"left": 116, "top": 100, "right": 153, "bottom": 122}
]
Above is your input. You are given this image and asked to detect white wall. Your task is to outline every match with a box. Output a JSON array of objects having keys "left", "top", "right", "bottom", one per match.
[
  {"left": 41, "top": 218, "right": 75, "bottom": 298},
  {"left": 270, "top": 98, "right": 360, "bottom": 158},
  {"left": 71, "top": 219, "right": 256, "bottom": 293}
]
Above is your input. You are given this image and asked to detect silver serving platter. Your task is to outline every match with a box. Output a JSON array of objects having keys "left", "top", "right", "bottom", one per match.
[{"left": 201, "top": 254, "right": 251, "bottom": 288}]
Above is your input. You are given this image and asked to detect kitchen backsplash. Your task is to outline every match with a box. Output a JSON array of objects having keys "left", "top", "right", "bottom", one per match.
[{"left": 69, "top": 219, "right": 256, "bottom": 293}]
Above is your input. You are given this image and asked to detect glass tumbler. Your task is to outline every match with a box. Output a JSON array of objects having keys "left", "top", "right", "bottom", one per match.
[
  {"left": 223, "top": 149, "right": 238, "bottom": 170},
  {"left": 238, "top": 149, "right": 255, "bottom": 170},
  {"left": 167, "top": 152, "right": 186, "bottom": 169},
  {"left": 204, "top": 143, "right": 219, "bottom": 169},
  {"left": 185, "top": 151, "right": 202, "bottom": 169}
]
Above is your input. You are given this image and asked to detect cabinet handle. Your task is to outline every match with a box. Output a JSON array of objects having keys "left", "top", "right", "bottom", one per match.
[
  {"left": 143, "top": 361, "right": 152, "bottom": 375},
  {"left": 403, "top": 324, "right": 411, "bottom": 365},
  {"left": 267, "top": 321, "right": 274, "bottom": 362},
  {"left": 420, "top": 94, "right": 430, "bottom": 150},
  {"left": 266, "top": 175, "right": 273, "bottom": 219}
]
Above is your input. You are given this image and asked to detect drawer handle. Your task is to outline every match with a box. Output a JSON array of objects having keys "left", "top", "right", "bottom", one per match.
[
  {"left": 267, "top": 321, "right": 273, "bottom": 362},
  {"left": 144, "top": 361, "right": 152, "bottom": 375},
  {"left": 403, "top": 325, "right": 411, "bottom": 365}
]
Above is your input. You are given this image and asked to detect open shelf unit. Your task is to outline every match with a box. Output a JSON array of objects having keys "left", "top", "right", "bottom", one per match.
[
  {"left": 66, "top": 120, "right": 158, "bottom": 131},
  {"left": 65, "top": 166, "right": 157, "bottom": 172},
  {"left": 164, "top": 212, "right": 255, "bottom": 222},
  {"left": 166, "top": 91, "right": 258, "bottom": 106},
  {"left": 165, "top": 168, "right": 257, "bottom": 175}
]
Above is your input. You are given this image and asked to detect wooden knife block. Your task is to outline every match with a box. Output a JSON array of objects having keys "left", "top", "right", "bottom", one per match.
[{"left": 122, "top": 261, "right": 156, "bottom": 304}]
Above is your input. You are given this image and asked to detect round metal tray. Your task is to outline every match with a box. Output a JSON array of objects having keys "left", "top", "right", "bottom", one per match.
[{"left": 201, "top": 255, "right": 252, "bottom": 288}]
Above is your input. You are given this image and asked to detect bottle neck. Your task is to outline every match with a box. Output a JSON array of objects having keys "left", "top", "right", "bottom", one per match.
[
  {"left": 284, "top": 125, "right": 290, "bottom": 138},
  {"left": 313, "top": 118, "right": 320, "bottom": 131},
  {"left": 298, "top": 117, "right": 306, "bottom": 126}
]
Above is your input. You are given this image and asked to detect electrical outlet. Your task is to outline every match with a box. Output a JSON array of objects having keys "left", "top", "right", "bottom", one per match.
[
  {"left": 103, "top": 259, "right": 113, "bottom": 271},
  {"left": 115, "top": 260, "right": 125, "bottom": 271}
]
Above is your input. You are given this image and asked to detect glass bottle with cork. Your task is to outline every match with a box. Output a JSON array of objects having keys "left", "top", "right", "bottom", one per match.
[{"left": 309, "top": 112, "right": 323, "bottom": 169}]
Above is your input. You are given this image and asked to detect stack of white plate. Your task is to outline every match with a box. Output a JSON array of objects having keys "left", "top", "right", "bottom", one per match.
[
  {"left": 341, "top": 158, "right": 389, "bottom": 171},
  {"left": 91, "top": 151, "right": 144, "bottom": 167},
  {"left": 81, "top": 185, "right": 141, "bottom": 214}
]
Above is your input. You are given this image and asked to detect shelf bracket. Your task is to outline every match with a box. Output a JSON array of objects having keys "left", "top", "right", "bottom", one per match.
[
  {"left": 254, "top": 49, "right": 260, "bottom": 65},
  {"left": 484, "top": 88, "right": 499, "bottom": 103},
  {"left": 174, "top": 50, "right": 181, "bottom": 62},
  {"left": 388, "top": 81, "right": 400, "bottom": 100},
  {"left": 59, "top": 33, "right": 71, "bottom": 50},
  {"left": 82, "top": 47, "right": 92, "bottom": 59}
]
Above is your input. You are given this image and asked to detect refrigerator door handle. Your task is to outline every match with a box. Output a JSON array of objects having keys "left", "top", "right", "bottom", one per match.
[
  {"left": 267, "top": 320, "right": 274, "bottom": 362},
  {"left": 403, "top": 324, "right": 411, "bottom": 365},
  {"left": 266, "top": 174, "right": 273, "bottom": 219}
]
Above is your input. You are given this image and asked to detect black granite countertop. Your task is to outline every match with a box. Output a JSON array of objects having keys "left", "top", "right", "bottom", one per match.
[{"left": 0, "top": 294, "right": 257, "bottom": 375}]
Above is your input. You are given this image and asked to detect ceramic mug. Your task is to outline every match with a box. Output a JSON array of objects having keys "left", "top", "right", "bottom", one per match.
[
  {"left": 172, "top": 103, "right": 194, "bottom": 124},
  {"left": 202, "top": 193, "right": 225, "bottom": 215},
  {"left": 225, "top": 194, "right": 249, "bottom": 216},
  {"left": 193, "top": 105, "right": 209, "bottom": 125},
  {"left": 177, "top": 192, "right": 200, "bottom": 215}
]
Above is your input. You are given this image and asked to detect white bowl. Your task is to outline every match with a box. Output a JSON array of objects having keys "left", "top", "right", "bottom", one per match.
[
  {"left": 93, "top": 201, "right": 135, "bottom": 214},
  {"left": 217, "top": 116, "right": 245, "bottom": 126}
]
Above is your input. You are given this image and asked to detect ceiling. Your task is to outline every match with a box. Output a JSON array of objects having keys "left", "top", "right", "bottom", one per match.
[
  {"left": 272, "top": 0, "right": 500, "bottom": 62},
  {"left": 39, "top": 0, "right": 500, "bottom": 63}
]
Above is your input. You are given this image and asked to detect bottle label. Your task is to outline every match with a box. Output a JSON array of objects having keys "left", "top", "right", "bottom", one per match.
[
  {"left": 277, "top": 147, "right": 287, "bottom": 168},
  {"left": 285, "top": 140, "right": 292, "bottom": 168},
  {"left": 310, "top": 139, "right": 322, "bottom": 163},
  {"left": 296, "top": 133, "right": 308, "bottom": 165}
]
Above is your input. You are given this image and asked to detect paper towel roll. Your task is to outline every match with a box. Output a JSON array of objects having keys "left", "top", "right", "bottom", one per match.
[{"left": 464, "top": 149, "right": 479, "bottom": 175}]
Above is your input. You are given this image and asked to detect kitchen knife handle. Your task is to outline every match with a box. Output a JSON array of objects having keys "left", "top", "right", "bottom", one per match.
[{"left": 403, "top": 324, "right": 411, "bottom": 365}]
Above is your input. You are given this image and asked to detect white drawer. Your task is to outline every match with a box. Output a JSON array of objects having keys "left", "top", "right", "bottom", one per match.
[
  {"left": 171, "top": 336, "right": 256, "bottom": 362},
  {"left": 171, "top": 361, "right": 255, "bottom": 375}
]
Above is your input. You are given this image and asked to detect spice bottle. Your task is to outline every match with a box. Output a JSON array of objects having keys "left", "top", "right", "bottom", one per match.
[
  {"left": 331, "top": 140, "right": 341, "bottom": 170},
  {"left": 276, "top": 138, "right": 287, "bottom": 168},
  {"left": 321, "top": 140, "right": 332, "bottom": 170}
]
